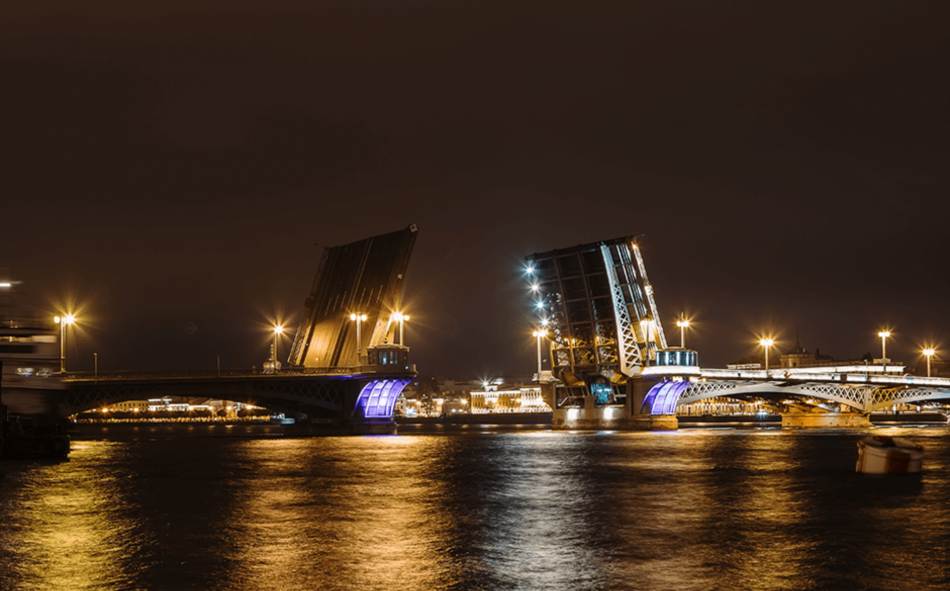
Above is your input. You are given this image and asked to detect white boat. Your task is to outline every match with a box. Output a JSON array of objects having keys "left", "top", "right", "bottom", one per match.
[{"left": 856, "top": 436, "right": 923, "bottom": 474}]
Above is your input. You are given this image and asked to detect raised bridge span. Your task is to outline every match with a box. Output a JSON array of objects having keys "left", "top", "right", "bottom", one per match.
[{"left": 524, "top": 233, "right": 950, "bottom": 430}]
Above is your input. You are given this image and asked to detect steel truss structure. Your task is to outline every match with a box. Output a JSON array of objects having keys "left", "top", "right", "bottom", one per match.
[
  {"left": 525, "top": 236, "right": 666, "bottom": 386},
  {"left": 669, "top": 380, "right": 950, "bottom": 414},
  {"left": 63, "top": 375, "right": 353, "bottom": 417}
]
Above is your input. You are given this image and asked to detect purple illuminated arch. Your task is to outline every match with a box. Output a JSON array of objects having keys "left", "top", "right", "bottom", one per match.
[
  {"left": 641, "top": 381, "right": 691, "bottom": 415},
  {"left": 355, "top": 379, "right": 411, "bottom": 419}
]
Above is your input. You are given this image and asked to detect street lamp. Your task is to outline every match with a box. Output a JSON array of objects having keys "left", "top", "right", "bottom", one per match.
[
  {"left": 676, "top": 315, "right": 690, "bottom": 348},
  {"left": 392, "top": 312, "right": 410, "bottom": 346},
  {"left": 532, "top": 329, "right": 548, "bottom": 377},
  {"left": 55, "top": 313, "right": 76, "bottom": 373},
  {"left": 350, "top": 313, "right": 367, "bottom": 360},
  {"left": 759, "top": 338, "right": 774, "bottom": 372},
  {"left": 273, "top": 325, "right": 284, "bottom": 373},
  {"left": 923, "top": 347, "right": 936, "bottom": 377},
  {"left": 878, "top": 331, "right": 891, "bottom": 360}
]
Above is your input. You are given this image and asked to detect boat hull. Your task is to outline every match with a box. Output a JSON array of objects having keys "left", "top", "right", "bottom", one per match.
[{"left": 856, "top": 437, "right": 923, "bottom": 474}]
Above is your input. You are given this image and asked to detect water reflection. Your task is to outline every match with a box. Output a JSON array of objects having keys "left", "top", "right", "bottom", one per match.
[{"left": 1, "top": 428, "right": 949, "bottom": 590}]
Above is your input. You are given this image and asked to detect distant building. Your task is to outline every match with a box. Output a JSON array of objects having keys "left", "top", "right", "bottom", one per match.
[{"left": 469, "top": 376, "right": 551, "bottom": 414}]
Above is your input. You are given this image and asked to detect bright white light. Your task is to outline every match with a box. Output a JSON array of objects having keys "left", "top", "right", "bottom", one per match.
[
  {"left": 878, "top": 331, "right": 891, "bottom": 338},
  {"left": 530, "top": 283, "right": 540, "bottom": 292},
  {"left": 525, "top": 266, "right": 535, "bottom": 275},
  {"left": 541, "top": 318, "right": 549, "bottom": 327},
  {"left": 0, "top": 282, "right": 11, "bottom": 288},
  {"left": 923, "top": 348, "right": 936, "bottom": 357},
  {"left": 536, "top": 301, "right": 544, "bottom": 310},
  {"left": 274, "top": 325, "right": 284, "bottom": 334},
  {"left": 760, "top": 338, "right": 774, "bottom": 347},
  {"left": 63, "top": 314, "right": 76, "bottom": 325}
]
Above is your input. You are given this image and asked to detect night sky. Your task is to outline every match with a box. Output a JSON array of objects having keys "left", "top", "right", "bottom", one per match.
[{"left": 2, "top": 2, "right": 948, "bottom": 379}]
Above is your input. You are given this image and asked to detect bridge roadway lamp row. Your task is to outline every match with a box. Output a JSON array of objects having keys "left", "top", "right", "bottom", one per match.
[{"left": 349, "top": 311, "right": 411, "bottom": 360}]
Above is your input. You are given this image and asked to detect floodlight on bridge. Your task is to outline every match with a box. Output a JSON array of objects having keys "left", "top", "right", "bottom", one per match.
[
  {"left": 55, "top": 313, "right": 78, "bottom": 373},
  {"left": 676, "top": 315, "right": 690, "bottom": 349},
  {"left": 878, "top": 330, "right": 891, "bottom": 361},
  {"left": 760, "top": 338, "right": 775, "bottom": 372},
  {"left": 391, "top": 312, "right": 410, "bottom": 346},
  {"left": 923, "top": 347, "right": 936, "bottom": 377}
]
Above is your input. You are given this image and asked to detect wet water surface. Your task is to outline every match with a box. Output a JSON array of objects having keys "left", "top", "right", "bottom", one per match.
[{"left": 2, "top": 427, "right": 949, "bottom": 590}]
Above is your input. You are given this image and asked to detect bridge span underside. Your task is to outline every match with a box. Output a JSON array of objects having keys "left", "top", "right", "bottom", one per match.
[
  {"left": 643, "top": 380, "right": 950, "bottom": 415},
  {"left": 61, "top": 373, "right": 412, "bottom": 432}
]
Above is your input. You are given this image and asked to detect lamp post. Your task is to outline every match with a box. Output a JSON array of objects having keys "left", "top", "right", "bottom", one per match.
[
  {"left": 392, "top": 312, "right": 410, "bottom": 346},
  {"left": 923, "top": 347, "right": 936, "bottom": 377},
  {"left": 273, "top": 325, "right": 284, "bottom": 373},
  {"left": 532, "top": 329, "right": 548, "bottom": 377},
  {"left": 350, "top": 313, "right": 367, "bottom": 360},
  {"left": 759, "top": 338, "right": 774, "bottom": 372},
  {"left": 94, "top": 352, "right": 98, "bottom": 378},
  {"left": 878, "top": 331, "right": 891, "bottom": 361},
  {"left": 55, "top": 313, "right": 76, "bottom": 373},
  {"left": 676, "top": 315, "right": 690, "bottom": 348}
]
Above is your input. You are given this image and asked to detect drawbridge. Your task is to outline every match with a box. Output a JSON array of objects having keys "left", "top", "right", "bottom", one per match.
[
  {"left": 525, "top": 235, "right": 950, "bottom": 429},
  {"left": 57, "top": 225, "right": 420, "bottom": 434}
]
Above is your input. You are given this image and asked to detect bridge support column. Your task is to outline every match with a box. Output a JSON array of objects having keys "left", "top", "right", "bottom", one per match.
[
  {"left": 552, "top": 397, "right": 625, "bottom": 430},
  {"left": 630, "top": 414, "right": 679, "bottom": 431},
  {"left": 348, "top": 419, "right": 398, "bottom": 435},
  {"left": 782, "top": 412, "right": 872, "bottom": 428},
  {"left": 626, "top": 377, "right": 677, "bottom": 430}
]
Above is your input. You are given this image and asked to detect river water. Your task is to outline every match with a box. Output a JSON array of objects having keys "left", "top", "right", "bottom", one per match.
[{"left": 1, "top": 425, "right": 949, "bottom": 590}]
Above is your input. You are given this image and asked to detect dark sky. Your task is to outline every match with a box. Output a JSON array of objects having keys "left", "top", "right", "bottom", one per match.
[{"left": 2, "top": 1, "right": 948, "bottom": 378}]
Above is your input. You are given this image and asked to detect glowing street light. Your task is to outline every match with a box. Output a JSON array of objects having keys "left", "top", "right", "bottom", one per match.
[
  {"left": 675, "top": 314, "right": 690, "bottom": 348},
  {"left": 350, "top": 313, "right": 368, "bottom": 361},
  {"left": 923, "top": 347, "right": 936, "bottom": 377},
  {"left": 759, "top": 338, "right": 774, "bottom": 372},
  {"left": 525, "top": 265, "right": 535, "bottom": 276},
  {"left": 392, "top": 312, "right": 410, "bottom": 346},
  {"left": 530, "top": 283, "right": 540, "bottom": 293},
  {"left": 273, "top": 325, "right": 284, "bottom": 373},
  {"left": 532, "top": 329, "right": 548, "bottom": 377},
  {"left": 878, "top": 330, "right": 891, "bottom": 360},
  {"left": 55, "top": 313, "right": 77, "bottom": 373}
]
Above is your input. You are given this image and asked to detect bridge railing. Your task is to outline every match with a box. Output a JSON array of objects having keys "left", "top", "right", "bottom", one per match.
[{"left": 62, "top": 367, "right": 383, "bottom": 381}]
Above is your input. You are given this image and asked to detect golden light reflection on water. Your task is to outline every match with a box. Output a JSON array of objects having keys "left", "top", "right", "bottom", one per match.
[
  {"left": 230, "top": 436, "right": 456, "bottom": 591},
  {"left": 2, "top": 427, "right": 948, "bottom": 591},
  {"left": 0, "top": 442, "right": 140, "bottom": 591}
]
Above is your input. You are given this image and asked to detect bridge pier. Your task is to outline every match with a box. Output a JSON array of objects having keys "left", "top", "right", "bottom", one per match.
[
  {"left": 348, "top": 419, "right": 398, "bottom": 435},
  {"left": 782, "top": 412, "right": 872, "bottom": 428}
]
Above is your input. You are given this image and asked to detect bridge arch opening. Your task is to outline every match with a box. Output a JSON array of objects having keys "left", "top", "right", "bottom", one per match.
[{"left": 354, "top": 379, "right": 411, "bottom": 419}]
